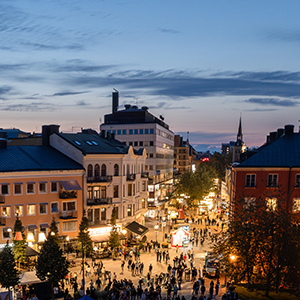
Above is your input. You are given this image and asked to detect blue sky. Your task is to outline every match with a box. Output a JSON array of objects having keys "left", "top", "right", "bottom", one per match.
[{"left": 1, "top": 0, "right": 300, "bottom": 151}]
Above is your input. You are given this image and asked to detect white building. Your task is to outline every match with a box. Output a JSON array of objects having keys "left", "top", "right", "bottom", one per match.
[
  {"left": 48, "top": 127, "right": 148, "bottom": 237},
  {"left": 100, "top": 91, "right": 174, "bottom": 212}
]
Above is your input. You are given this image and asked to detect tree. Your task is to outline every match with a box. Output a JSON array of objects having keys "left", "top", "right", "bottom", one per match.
[
  {"left": 13, "top": 216, "right": 26, "bottom": 267},
  {"left": 209, "top": 152, "right": 231, "bottom": 181},
  {"left": 175, "top": 162, "right": 216, "bottom": 206},
  {"left": 77, "top": 216, "right": 92, "bottom": 255},
  {"left": 49, "top": 217, "right": 60, "bottom": 244},
  {"left": 109, "top": 207, "right": 120, "bottom": 258},
  {"left": 0, "top": 242, "right": 19, "bottom": 299},
  {"left": 36, "top": 234, "right": 69, "bottom": 289}
]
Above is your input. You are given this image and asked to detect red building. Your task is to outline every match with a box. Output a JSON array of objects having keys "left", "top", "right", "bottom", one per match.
[{"left": 230, "top": 125, "right": 300, "bottom": 217}]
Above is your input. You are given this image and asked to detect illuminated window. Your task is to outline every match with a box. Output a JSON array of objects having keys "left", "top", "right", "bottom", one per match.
[
  {"left": 62, "top": 221, "right": 77, "bottom": 232},
  {"left": 293, "top": 198, "right": 300, "bottom": 212},
  {"left": 266, "top": 198, "right": 277, "bottom": 211},
  {"left": 15, "top": 205, "right": 23, "bottom": 217},
  {"left": 1, "top": 206, "right": 11, "bottom": 218},
  {"left": 27, "top": 204, "right": 36, "bottom": 216},
  {"left": 243, "top": 197, "right": 256, "bottom": 210}
]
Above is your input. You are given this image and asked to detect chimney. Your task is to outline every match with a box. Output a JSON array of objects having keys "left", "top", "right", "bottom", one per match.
[
  {"left": 100, "top": 130, "right": 105, "bottom": 138},
  {"left": 284, "top": 124, "right": 294, "bottom": 135},
  {"left": 112, "top": 91, "right": 119, "bottom": 114},
  {"left": 124, "top": 104, "right": 131, "bottom": 110},
  {"left": 276, "top": 128, "right": 284, "bottom": 138},
  {"left": 269, "top": 132, "right": 277, "bottom": 143},
  {"left": 42, "top": 124, "right": 60, "bottom": 146},
  {"left": 106, "top": 132, "right": 111, "bottom": 139},
  {"left": 0, "top": 138, "right": 7, "bottom": 149}
]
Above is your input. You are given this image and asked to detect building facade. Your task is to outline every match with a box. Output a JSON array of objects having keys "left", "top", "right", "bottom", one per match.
[
  {"left": 100, "top": 91, "right": 174, "bottom": 211},
  {"left": 230, "top": 125, "right": 300, "bottom": 220}
]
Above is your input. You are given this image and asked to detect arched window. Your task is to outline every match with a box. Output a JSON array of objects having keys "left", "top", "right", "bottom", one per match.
[
  {"left": 114, "top": 164, "right": 119, "bottom": 176},
  {"left": 94, "top": 164, "right": 100, "bottom": 179},
  {"left": 101, "top": 164, "right": 106, "bottom": 177},
  {"left": 87, "top": 164, "right": 93, "bottom": 178}
]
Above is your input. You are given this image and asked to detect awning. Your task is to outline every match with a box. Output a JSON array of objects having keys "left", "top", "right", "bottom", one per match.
[
  {"left": 125, "top": 221, "right": 149, "bottom": 237},
  {"left": 19, "top": 271, "right": 43, "bottom": 285},
  {"left": 27, "top": 225, "right": 38, "bottom": 230},
  {"left": 60, "top": 180, "right": 82, "bottom": 191},
  {"left": 90, "top": 235, "right": 110, "bottom": 243},
  {"left": 40, "top": 223, "right": 49, "bottom": 229}
]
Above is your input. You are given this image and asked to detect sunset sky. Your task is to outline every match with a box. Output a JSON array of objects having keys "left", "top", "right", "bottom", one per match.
[{"left": 1, "top": 0, "right": 300, "bottom": 151}]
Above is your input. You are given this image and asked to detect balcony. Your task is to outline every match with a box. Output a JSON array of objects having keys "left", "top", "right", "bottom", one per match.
[
  {"left": 0, "top": 218, "right": 6, "bottom": 226},
  {"left": 87, "top": 197, "right": 112, "bottom": 206},
  {"left": 87, "top": 176, "right": 112, "bottom": 183},
  {"left": 59, "top": 210, "right": 78, "bottom": 219},
  {"left": 89, "top": 220, "right": 111, "bottom": 226},
  {"left": 59, "top": 191, "right": 77, "bottom": 199},
  {"left": 141, "top": 172, "right": 149, "bottom": 178},
  {"left": 127, "top": 174, "right": 136, "bottom": 181},
  {"left": 0, "top": 195, "right": 5, "bottom": 204}
]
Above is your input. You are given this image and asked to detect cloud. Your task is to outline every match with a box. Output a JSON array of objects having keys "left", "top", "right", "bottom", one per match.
[
  {"left": 264, "top": 29, "right": 300, "bottom": 43},
  {"left": 50, "top": 91, "right": 89, "bottom": 97},
  {"left": 22, "top": 42, "right": 84, "bottom": 51},
  {"left": 245, "top": 98, "right": 298, "bottom": 107},
  {"left": 76, "top": 100, "right": 88, "bottom": 106},
  {"left": 245, "top": 108, "right": 278, "bottom": 112},
  {"left": 158, "top": 27, "right": 179, "bottom": 34},
  {"left": 1, "top": 102, "right": 57, "bottom": 112},
  {"left": 0, "top": 86, "right": 12, "bottom": 95}
]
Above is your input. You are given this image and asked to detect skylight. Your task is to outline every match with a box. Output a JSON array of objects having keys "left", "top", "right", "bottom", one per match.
[
  {"left": 91, "top": 141, "right": 98, "bottom": 145},
  {"left": 86, "top": 141, "right": 93, "bottom": 145},
  {"left": 74, "top": 141, "right": 81, "bottom": 145}
]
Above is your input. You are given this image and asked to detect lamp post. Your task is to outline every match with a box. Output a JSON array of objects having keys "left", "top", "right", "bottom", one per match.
[
  {"left": 154, "top": 225, "right": 159, "bottom": 242},
  {"left": 80, "top": 224, "right": 85, "bottom": 294}
]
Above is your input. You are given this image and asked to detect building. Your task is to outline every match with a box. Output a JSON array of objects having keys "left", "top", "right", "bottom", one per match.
[
  {"left": 48, "top": 125, "right": 148, "bottom": 245},
  {"left": 100, "top": 91, "right": 174, "bottom": 212},
  {"left": 0, "top": 137, "right": 84, "bottom": 249},
  {"left": 174, "top": 135, "right": 197, "bottom": 174},
  {"left": 230, "top": 124, "right": 300, "bottom": 219}
]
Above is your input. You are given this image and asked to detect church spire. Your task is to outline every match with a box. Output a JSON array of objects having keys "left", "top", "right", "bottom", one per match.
[{"left": 237, "top": 115, "right": 243, "bottom": 141}]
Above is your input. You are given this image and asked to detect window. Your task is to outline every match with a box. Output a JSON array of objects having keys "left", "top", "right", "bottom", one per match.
[
  {"left": 134, "top": 129, "right": 138, "bottom": 134},
  {"left": 129, "top": 129, "right": 133, "bottom": 135},
  {"left": 14, "top": 183, "right": 22, "bottom": 195},
  {"left": 266, "top": 197, "right": 277, "bottom": 211},
  {"left": 245, "top": 174, "right": 256, "bottom": 187},
  {"left": 145, "top": 129, "right": 149, "bottom": 134},
  {"left": 39, "top": 203, "right": 47, "bottom": 214},
  {"left": 123, "top": 185, "right": 125, "bottom": 197},
  {"left": 51, "top": 202, "right": 59, "bottom": 213},
  {"left": 150, "top": 141, "right": 154, "bottom": 146},
  {"left": 142, "top": 198, "right": 146, "bottom": 209},
  {"left": 149, "top": 153, "right": 154, "bottom": 158},
  {"left": 113, "top": 185, "right": 119, "bottom": 198},
  {"left": 87, "top": 164, "right": 93, "bottom": 178},
  {"left": 142, "top": 181, "right": 146, "bottom": 192},
  {"left": 112, "top": 130, "right": 116, "bottom": 134},
  {"left": 51, "top": 182, "right": 58, "bottom": 192},
  {"left": 127, "top": 204, "right": 132, "bottom": 217},
  {"left": 134, "top": 141, "right": 138, "bottom": 147},
  {"left": 293, "top": 198, "right": 300, "bottom": 212},
  {"left": 94, "top": 164, "right": 100, "bottom": 178},
  {"left": 149, "top": 165, "right": 153, "bottom": 170},
  {"left": 139, "top": 141, "right": 143, "bottom": 146},
  {"left": 63, "top": 201, "right": 76, "bottom": 211},
  {"left": 101, "top": 164, "right": 106, "bottom": 176},
  {"left": 150, "top": 129, "right": 154, "bottom": 134},
  {"left": 295, "top": 175, "right": 300, "bottom": 187},
  {"left": 133, "top": 184, "right": 135, "bottom": 196},
  {"left": 87, "top": 187, "right": 93, "bottom": 200},
  {"left": 267, "top": 174, "right": 278, "bottom": 187},
  {"left": 101, "top": 208, "right": 106, "bottom": 220},
  {"left": 129, "top": 142, "right": 133, "bottom": 146},
  {"left": 114, "top": 207, "right": 119, "bottom": 219},
  {"left": 114, "top": 164, "right": 119, "bottom": 176},
  {"left": 117, "top": 130, "right": 121, "bottom": 135},
  {"left": 39, "top": 224, "right": 49, "bottom": 234},
  {"left": 122, "top": 129, "right": 127, "bottom": 135},
  {"left": 3, "top": 228, "right": 11, "bottom": 239},
  {"left": 39, "top": 182, "right": 47, "bottom": 193},
  {"left": 139, "top": 129, "right": 143, "bottom": 134},
  {"left": 101, "top": 186, "right": 106, "bottom": 198},
  {"left": 27, "top": 183, "right": 35, "bottom": 194},
  {"left": 128, "top": 184, "right": 132, "bottom": 196},
  {"left": 244, "top": 197, "right": 256, "bottom": 210},
  {"left": 1, "top": 184, "right": 9, "bottom": 195},
  {"left": 1, "top": 206, "right": 10, "bottom": 218},
  {"left": 15, "top": 205, "right": 23, "bottom": 217},
  {"left": 62, "top": 221, "right": 77, "bottom": 232},
  {"left": 27, "top": 204, "right": 36, "bottom": 216}
]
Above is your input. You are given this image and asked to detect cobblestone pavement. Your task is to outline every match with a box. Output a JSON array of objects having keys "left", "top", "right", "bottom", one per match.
[{"left": 65, "top": 218, "right": 229, "bottom": 300}]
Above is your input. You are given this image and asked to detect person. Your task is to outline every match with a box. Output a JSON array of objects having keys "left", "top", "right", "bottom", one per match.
[
  {"left": 121, "top": 260, "right": 125, "bottom": 274},
  {"left": 200, "top": 284, "right": 206, "bottom": 297},
  {"left": 149, "top": 263, "right": 153, "bottom": 275},
  {"left": 215, "top": 280, "right": 220, "bottom": 296}
]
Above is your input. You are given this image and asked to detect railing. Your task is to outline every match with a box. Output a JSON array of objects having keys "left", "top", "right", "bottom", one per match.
[
  {"left": 87, "top": 197, "right": 113, "bottom": 205},
  {"left": 0, "top": 218, "right": 6, "bottom": 226},
  {"left": 141, "top": 172, "right": 149, "bottom": 178},
  {"left": 87, "top": 176, "right": 112, "bottom": 183},
  {"left": 59, "top": 210, "right": 78, "bottom": 219},
  {"left": 59, "top": 191, "right": 77, "bottom": 199},
  {"left": 127, "top": 174, "right": 136, "bottom": 181}
]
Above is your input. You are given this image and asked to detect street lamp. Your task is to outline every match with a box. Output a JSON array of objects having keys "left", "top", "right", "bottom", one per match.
[
  {"left": 154, "top": 225, "right": 159, "bottom": 242},
  {"left": 80, "top": 224, "right": 86, "bottom": 294}
]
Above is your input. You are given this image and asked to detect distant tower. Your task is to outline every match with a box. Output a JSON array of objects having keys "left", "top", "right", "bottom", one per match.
[{"left": 232, "top": 115, "right": 246, "bottom": 162}]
